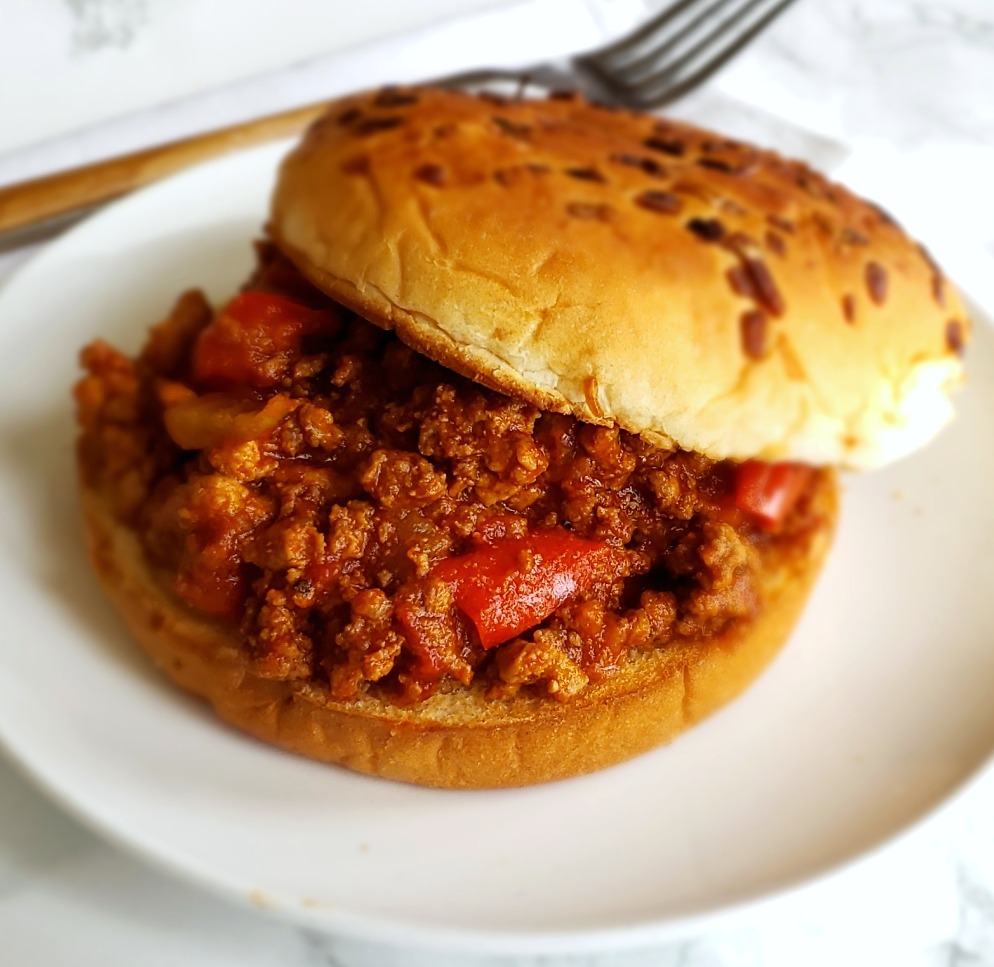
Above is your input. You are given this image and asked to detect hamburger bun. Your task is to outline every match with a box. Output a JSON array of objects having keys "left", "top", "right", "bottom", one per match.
[
  {"left": 76, "top": 86, "right": 962, "bottom": 788},
  {"left": 272, "top": 87, "right": 967, "bottom": 470}
]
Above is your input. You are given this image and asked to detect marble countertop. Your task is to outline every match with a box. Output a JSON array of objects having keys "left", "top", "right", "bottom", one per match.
[{"left": 2, "top": 1, "right": 994, "bottom": 964}]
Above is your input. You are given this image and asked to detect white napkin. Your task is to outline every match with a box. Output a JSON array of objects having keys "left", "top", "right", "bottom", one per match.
[
  {"left": 0, "top": 0, "right": 645, "bottom": 186},
  {"left": 0, "top": 0, "right": 507, "bottom": 153},
  {"left": 0, "top": 0, "right": 859, "bottom": 191},
  {"left": 0, "top": 0, "right": 656, "bottom": 157}
]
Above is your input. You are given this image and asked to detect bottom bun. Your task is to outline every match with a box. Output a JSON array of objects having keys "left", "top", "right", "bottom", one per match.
[{"left": 81, "top": 479, "right": 836, "bottom": 789}]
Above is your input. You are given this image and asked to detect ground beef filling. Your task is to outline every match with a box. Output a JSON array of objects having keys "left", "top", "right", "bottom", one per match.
[{"left": 76, "top": 247, "right": 828, "bottom": 705}]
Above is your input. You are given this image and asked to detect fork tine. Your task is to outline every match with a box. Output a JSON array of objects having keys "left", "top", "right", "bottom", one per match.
[
  {"left": 633, "top": 0, "right": 798, "bottom": 106},
  {"left": 585, "top": 0, "right": 722, "bottom": 64},
  {"left": 590, "top": 0, "right": 798, "bottom": 107},
  {"left": 641, "top": 0, "right": 787, "bottom": 86},
  {"left": 584, "top": 0, "right": 740, "bottom": 83}
]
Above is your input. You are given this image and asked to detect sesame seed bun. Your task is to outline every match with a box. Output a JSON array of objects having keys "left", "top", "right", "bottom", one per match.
[{"left": 271, "top": 87, "right": 967, "bottom": 470}]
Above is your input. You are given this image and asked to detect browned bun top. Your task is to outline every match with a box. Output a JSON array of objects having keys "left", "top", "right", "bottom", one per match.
[{"left": 270, "top": 87, "right": 968, "bottom": 470}]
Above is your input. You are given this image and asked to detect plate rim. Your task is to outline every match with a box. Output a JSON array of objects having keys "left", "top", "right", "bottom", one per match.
[{"left": 2, "top": 720, "right": 991, "bottom": 955}]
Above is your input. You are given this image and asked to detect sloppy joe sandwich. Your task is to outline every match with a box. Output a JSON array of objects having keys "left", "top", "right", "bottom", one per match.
[{"left": 74, "top": 87, "right": 968, "bottom": 788}]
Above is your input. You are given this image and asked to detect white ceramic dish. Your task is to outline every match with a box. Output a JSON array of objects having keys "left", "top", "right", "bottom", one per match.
[{"left": 0, "top": 142, "right": 992, "bottom": 955}]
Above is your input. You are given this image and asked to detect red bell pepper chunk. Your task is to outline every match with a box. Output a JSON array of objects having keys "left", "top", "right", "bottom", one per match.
[
  {"left": 423, "top": 531, "right": 624, "bottom": 649},
  {"left": 191, "top": 291, "right": 324, "bottom": 390},
  {"left": 734, "top": 461, "right": 813, "bottom": 531}
]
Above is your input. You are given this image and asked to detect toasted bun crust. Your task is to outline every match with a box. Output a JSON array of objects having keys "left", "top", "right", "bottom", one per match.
[
  {"left": 81, "top": 477, "right": 836, "bottom": 789},
  {"left": 271, "top": 87, "right": 967, "bottom": 470}
]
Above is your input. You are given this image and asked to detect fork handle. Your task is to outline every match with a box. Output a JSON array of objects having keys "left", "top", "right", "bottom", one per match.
[{"left": 0, "top": 101, "right": 331, "bottom": 236}]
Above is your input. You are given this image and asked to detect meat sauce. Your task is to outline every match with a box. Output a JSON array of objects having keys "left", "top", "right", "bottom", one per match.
[{"left": 75, "top": 245, "right": 829, "bottom": 704}]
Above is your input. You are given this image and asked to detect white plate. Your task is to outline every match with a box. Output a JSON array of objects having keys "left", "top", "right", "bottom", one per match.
[{"left": 0, "top": 142, "right": 992, "bottom": 955}]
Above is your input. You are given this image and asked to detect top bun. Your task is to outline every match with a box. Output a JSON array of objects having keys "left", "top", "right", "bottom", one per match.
[{"left": 270, "top": 87, "right": 967, "bottom": 470}]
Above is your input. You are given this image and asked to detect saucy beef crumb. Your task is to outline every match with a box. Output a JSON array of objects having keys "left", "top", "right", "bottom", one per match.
[{"left": 75, "top": 244, "right": 827, "bottom": 705}]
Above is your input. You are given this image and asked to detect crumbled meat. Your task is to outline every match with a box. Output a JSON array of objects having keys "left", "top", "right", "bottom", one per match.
[
  {"left": 359, "top": 450, "right": 447, "bottom": 509},
  {"left": 329, "top": 588, "right": 407, "bottom": 699},
  {"left": 674, "top": 521, "right": 758, "bottom": 637},
  {"left": 76, "top": 244, "right": 829, "bottom": 704},
  {"left": 493, "top": 631, "right": 589, "bottom": 701}
]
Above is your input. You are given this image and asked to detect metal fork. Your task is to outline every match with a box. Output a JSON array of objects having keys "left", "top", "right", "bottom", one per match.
[
  {"left": 442, "top": 0, "right": 798, "bottom": 109},
  {"left": 0, "top": 0, "right": 798, "bottom": 250}
]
